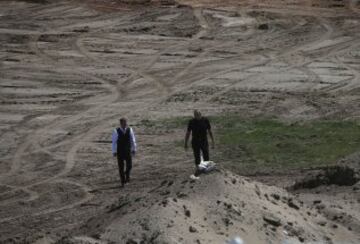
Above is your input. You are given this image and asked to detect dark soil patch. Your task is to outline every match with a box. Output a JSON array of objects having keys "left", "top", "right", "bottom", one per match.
[{"left": 291, "top": 166, "right": 359, "bottom": 190}]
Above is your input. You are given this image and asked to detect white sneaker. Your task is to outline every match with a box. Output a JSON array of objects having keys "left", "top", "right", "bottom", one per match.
[{"left": 190, "top": 174, "right": 200, "bottom": 180}]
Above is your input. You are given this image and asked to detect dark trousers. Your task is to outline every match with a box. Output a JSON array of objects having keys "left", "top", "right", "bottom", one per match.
[
  {"left": 192, "top": 143, "right": 209, "bottom": 176},
  {"left": 117, "top": 154, "right": 132, "bottom": 184},
  {"left": 192, "top": 142, "right": 209, "bottom": 165}
]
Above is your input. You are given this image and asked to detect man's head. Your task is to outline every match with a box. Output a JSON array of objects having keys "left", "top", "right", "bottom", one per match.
[
  {"left": 194, "top": 110, "right": 202, "bottom": 120},
  {"left": 120, "top": 118, "right": 127, "bottom": 129}
]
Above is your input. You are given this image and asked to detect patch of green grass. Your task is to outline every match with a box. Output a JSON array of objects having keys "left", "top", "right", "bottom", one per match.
[
  {"left": 141, "top": 115, "right": 360, "bottom": 171},
  {"left": 214, "top": 116, "right": 360, "bottom": 170}
]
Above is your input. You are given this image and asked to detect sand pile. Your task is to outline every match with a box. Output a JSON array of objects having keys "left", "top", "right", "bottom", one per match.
[{"left": 62, "top": 170, "right": 359, "bottom": 244}]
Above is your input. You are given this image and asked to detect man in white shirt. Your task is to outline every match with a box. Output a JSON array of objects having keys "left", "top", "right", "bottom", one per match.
[{"left": 112, "top": 118, "right": 137, "bottom": 187}]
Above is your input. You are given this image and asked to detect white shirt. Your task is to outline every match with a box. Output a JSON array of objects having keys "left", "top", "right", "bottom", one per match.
[{"left": 111, "top": 127, "right": 137, "bottom": 154}]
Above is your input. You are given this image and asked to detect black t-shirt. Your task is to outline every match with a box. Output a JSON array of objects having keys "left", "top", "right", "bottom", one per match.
[{"left": 187, "top": 117, "right": 211, "bottom": 144}]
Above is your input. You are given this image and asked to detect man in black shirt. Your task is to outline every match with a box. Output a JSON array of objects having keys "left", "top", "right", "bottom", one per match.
[{"left": 185, "top": 110, "right": 215, "bottom": 176}]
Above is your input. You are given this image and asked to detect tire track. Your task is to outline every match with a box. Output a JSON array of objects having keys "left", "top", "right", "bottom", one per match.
[
  {"left": 0, "top": 187, "right": 38, "bottom": 207},
  {"left": 0, "top": 27, "right": 123, "bottom": 210},
  {"left": 74, "top": 36, "right": 171, "bottom": 96},
  {"left": 71, "top": 7, "right": 215, "bottom": 95},
  {"left": 322, "top": 43, "right": 360, "bottom": 92},
  {"left": 193, "top": 8, "right": 209, "bottom": 39},
  {"left": 164, "top": 10, "right": 313, "bottom": 87},
  {"left": 0, "top": 33, "right": 120, "bottom": 177},
  {"left": 0, "top": 179, "right": 92, "bottom": 224},
  {"left": 175, "top": 16, "right": 340, "bottom": 100},
  {"left": 205, "top": 38, "right": 359, "bottom": 102}
]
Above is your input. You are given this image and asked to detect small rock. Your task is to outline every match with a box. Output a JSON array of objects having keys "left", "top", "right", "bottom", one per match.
[
  {"left": 255, "top": 185, "right": 261, "bottom": 197},
  {"left": 288, "top": 200, "right": 300, "bottom": 210},
  {"left": 313, "top": 200, "right": 322, "bottom": 204},
  {"left": 223, "top": 218, "right": 232, "bottom": 226},
  {"left": 162, "top": 199, "right": 168, "bottom": 207},
  {"left": 126, "top": 239, "right": 139, "bottom": 244},
  {"left": 271, "top": 193, "right": 280, "bottom": 200},
  {"left": 263, "top": 214, "right": 281, "bottom": 227},
  {"left": 316, "top": 204, "right": 326, "bottom": 210},
  {"left": 189, "top": 226, "right": 198, "bottom": 233},
  {"left": 176, "top": 192, "right": 188, "bottom": 198},
  {"left": 184, "top": 209, "right": 191, "bottom": 217},
  {"left": 160, "top": 190, "right": 170, "bottom": 196},
  {"left": 189, "top": 47, "right": 202, "bottom": 52},
  {"left": 317, "top": 221, "right": 327, "bottom": 226},
  {"left": 160, "top": 180, "right": 168, "bottom": 186},
  {"left": 91, "top": 234, "right": 101, "bottom": 240},
  {"left": 258, "top": 23, "right": 269, "bottom": 30},
  {"left": 232, "top": 206, "right": 242, "bottom": 215},
  {"left": 224, "top": 202, "right": 232, "bottom": 209},
  {"left": 324, "top": 236, "right": 332, "bottom": 242},
  {"left": 199, "top": 36, "right": 214, "bottom": 40}
]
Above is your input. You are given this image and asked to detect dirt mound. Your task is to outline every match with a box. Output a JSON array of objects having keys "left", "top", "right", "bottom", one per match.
[
  {"left": 291, "top": 166, "right": 359, "bottom": 190},
  {"left": 58, "top": 170, "right": 359, "bottom": 244}
]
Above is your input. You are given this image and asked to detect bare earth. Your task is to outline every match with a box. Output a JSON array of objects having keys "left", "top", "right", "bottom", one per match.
[{"left": 0, "top": 0, "right": 360, "bottom": 243}]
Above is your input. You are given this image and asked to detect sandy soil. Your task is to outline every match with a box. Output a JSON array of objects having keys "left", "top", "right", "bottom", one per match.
[{"left": 0, "top": 0, "right": 359, "bottom": 243}]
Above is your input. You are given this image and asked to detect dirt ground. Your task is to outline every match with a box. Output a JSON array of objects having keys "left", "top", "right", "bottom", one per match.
[{"left": 0, "top": 0, "right": 359, "bottom": 243}]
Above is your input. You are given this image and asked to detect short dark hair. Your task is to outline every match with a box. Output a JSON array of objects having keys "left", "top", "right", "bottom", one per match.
[
  {"left": 120, "top": 118, "right": 127, "bottom": 123},
  {"left": 194, "top": 110, "right": 201, "bottom": 117}
]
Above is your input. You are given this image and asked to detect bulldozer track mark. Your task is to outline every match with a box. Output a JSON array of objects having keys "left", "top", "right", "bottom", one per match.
[
  {"left": 74, "top": 36, "right": 171, "bottom": 96},
  {"left": 193, "top": 8, "right": 209, "bottom": 39},
  {"left": 73, "top": 7, "right": 212, "bottom": 95},
  {"left": 0, "top": 179, "right": 92, "bottom": 224},
  {"left": 0, "top": 29, "right": 123, "bottom": 205},
  {"left": 160, "top": 13, "right": 316, "bottom": 88},
  {"left": 197, "top": 21, "right": 353, "bottom": 100}
]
